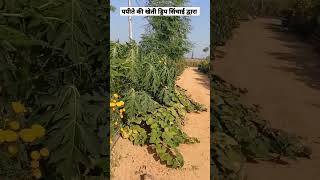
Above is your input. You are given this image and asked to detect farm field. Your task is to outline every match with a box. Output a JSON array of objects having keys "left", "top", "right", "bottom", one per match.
[
  {"left": 0, "top": 1, "right": 109, "bottom": 179},
  {"left": 2, "top": 0, "right": 319, "bottom": 179},
  {"left": 111, "top": 67, "right": 210, "bottom": 180},
  {"left": 211, "top": 0, "right": 320, "bottom": 179},
  {"left": 110, "top": 1, "right": 210, "bottom": 180},
  {"left": 214, "top": 17, "right": 320, "bottom": 180}
]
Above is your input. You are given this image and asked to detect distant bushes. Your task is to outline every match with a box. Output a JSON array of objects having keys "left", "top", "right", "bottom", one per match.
[
  {"left": 198, "top": 58, "right": 210, "bottom": 74},
  {"left": 184, "top": 59, "right": 202, "bottom": 67},
  {"left": 183, "top": 59, "right": 209, "bottom": 74}
]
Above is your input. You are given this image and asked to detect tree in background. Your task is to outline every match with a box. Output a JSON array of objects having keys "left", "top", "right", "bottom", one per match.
[
  {"left": 110, "top": 0, "right": 206, "bottom": 169},
  {"left": 203, "top": 47, "right": 209, "bottom": 53},
  {"left": 140, "top": 0, "right": 192, "bottom": 62}
]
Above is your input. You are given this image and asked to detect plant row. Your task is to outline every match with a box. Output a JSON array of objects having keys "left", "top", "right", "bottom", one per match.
[
  {"left": 110, "top": 41, "right": 206, "bottom": 168},
  {"left": 1, "top": 0, "right": 109, "bottom": 178},
  {"left": 109, "top": 0, "right": 210, "bottom": 169},
  {"left": 211, "top": 1, "right": 311, "bottom": 179},
  {"left": 282, "top": 0, "right": 320, "bottom": 41},
  {"left": 211, "top": 74, "right": 311, "bottom": 180}
]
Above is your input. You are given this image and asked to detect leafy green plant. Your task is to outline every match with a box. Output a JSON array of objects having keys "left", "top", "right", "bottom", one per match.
[
  {"left": 212, "top": 0, "right": 243, "bottom": 47},
  {"left": 211, "top": 73, "right": 311, "bottom": 180},
  {"left": 109, "top": 1, "right": 207, "bottom": 167},
  {"left": 284, "top": 0, "right": 320, "bottom": 38},
  {"left": 110, "top": 41, "right": 206, "bottom": 168},
  {"left": 211, "top": 2, "right": 312, "bottom": 179},
  {"left": 0, "top": 0, "right": 109, "bottom": 179},
  {"left": 198, "top": 59, "right": 210, "bottom": 74},
  {"left": 140, "top": 0, "right": 192, "bottom": 62},
  {"left": 121, "top": 88, "right": 204, "bottom": 167},
  {"left": 0, "top": 102, "right": 50, "bottom": 179}
]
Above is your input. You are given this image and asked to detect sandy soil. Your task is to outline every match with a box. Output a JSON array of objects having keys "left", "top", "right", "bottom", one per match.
[
  {"left": 111, "top": 67, "right": 210, "bottom": 180},
  {"left": 213, "top": 18, "right": 320, "bottom": 180}
]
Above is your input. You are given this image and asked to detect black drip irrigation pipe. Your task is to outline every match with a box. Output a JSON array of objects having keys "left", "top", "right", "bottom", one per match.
[
  {"left": 111, "top": 122, "right": 131, "bottom": 150},
  {"left": 111, "top": 129, "right": 121, "bottom": 150}
]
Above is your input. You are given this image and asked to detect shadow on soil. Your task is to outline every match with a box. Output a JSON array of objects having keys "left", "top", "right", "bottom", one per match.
[
  {"left": 312, "top": 103, "right": 320, "bottom": 109},
  {"left": 192, "top": 68, "right": 210, "bottom": 90},
  {"left": 263, "top": 21, "right": 320, "bottom": 90},
  {"left": 146, "top": 146, "right": 168, "bottom": 166}
]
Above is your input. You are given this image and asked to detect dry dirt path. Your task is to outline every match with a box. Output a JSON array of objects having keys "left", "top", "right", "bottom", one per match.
[
  {"left": 213, "top": 18, "right": 320, "bottom": 180},
  {"left": 111, "top": 67, "right": 210, "bottom": 180}
]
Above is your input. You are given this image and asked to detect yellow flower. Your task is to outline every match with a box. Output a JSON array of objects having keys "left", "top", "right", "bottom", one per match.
[
  {"left": 112, "top": 99, "right": 117, "bottom": 103},
  {"left": 110, "top": 102, "right": 116, "bottom": 107},
  {"left": 31, "top": 160, "right": 39, "bottom": 169},
  {"left": 119, "top": 109, "right": 123, "bottom": 113},
  {"left": 113, "top": 94, "right": 119, "bottom": 98},
  {"left": 122, "top": 108, "right": 126, "bottom": 112},
  {"left": 9, "top": 121, "right": 20, "bottom": 130},
  {"left": 116, "top": 101, "right": 124, "bottom": 107},
  {"left": 39, "top": 147, "right": 49, "bottom": 157},
  {"left": 121, "top": 130, "right": 130, "bottom": 139},
  {"left": 30, "top": 151, "right": 40, "bottom": 160},
  {"left": 120, "top": 115, "right": 124, "bottom": 119},
  {"left": 31, "top": 124, "right": 45, "bottom": 138},
  {"left": 112, "top": 108, "right": 115, "bottom": 111},
  {"left": 19, "top": 129, "right": 36, "bottom": 142},
  {"left": 114, "top": 122, "right": 118, "bottom": 125},
  {"left": 8, "top": 144, "right": 18, "bottom": 155},
  {"left": 31, "top": 168, "right": 42, "bottom": 179},
  {"left": 3, "top": 130, "right": 18, "bottom": 142},
  {"left": 11, "top": 102, "right": 26, "bottom": 113}
]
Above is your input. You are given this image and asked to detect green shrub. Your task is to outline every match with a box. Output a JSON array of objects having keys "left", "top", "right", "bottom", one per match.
[
  {"left": 198, "top": 59, "right": 210, "bottom": 74},
  {"left": 285, "top": 0, "right": 320, "bottom": 38},
  {"left": 211, "top": 74, "right": 311, "bottom": 180},
  {"left": 0, "top": 0, "right": 109, "bottom": 178},
  {"left": 110, "top": 41, "right": 206, "bottom": 168},
  {"left": 110, "top": 0, "right": 209, "bottom": 168}
]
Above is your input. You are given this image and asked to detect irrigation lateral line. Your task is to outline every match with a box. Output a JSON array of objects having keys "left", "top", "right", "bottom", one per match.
[{"left": 111, "top": 130, "right": 121, "bottom": 150}]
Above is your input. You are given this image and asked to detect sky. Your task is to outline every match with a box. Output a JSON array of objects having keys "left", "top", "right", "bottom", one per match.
[{"left": 110, "top": 0, "right": 210, "bottom": 58}]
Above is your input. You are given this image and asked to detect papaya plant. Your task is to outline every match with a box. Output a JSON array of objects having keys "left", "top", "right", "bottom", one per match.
[{"left": 0, "top": 0, "right": 110, "bottom": 178}]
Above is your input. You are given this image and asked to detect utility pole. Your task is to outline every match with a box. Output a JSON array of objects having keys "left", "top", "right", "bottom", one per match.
[{"left": 128, "top": 0, "right": 133, "bottom": 41}]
